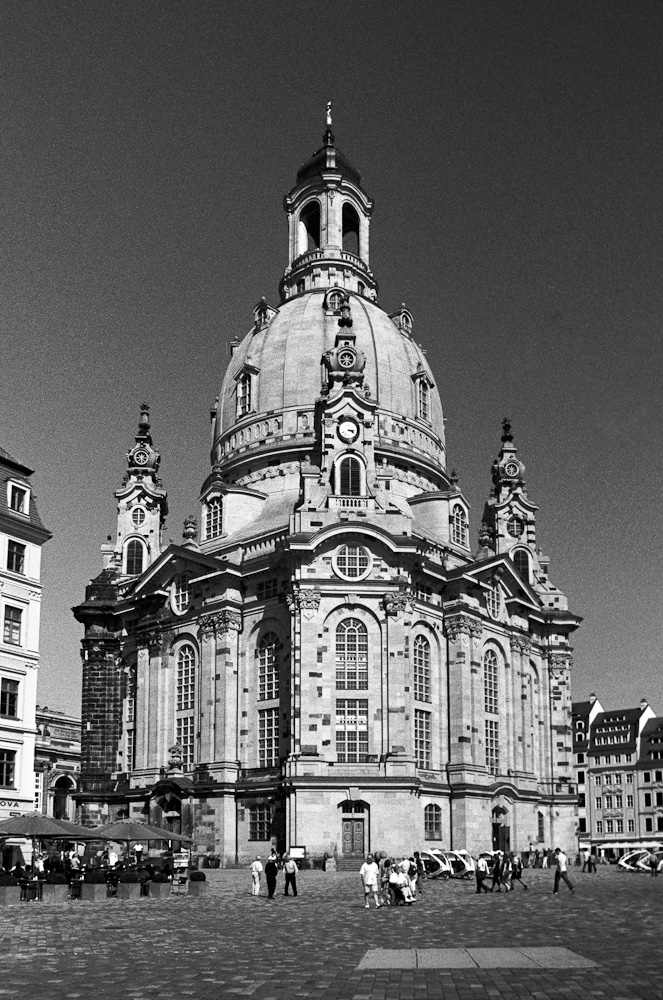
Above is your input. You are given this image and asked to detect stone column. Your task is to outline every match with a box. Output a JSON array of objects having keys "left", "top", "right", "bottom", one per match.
[
  {"left": 444, "top": 613, "right": 483, "bottom": 769},
  {"left": 199, "top": 612, "right": 242, "bottom": 763}
]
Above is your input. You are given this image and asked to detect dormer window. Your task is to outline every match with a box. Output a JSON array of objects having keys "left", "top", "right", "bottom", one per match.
[
  {"left": 412, "top": 368, "right": 433, "bottom": 423},
  {"left": 237, "top": 372, "right": 252, "bottom": 418},
  {"left": 450, "top": 505, "right": 468, "bottom": 547},
  {"left": 205, "top": 496, "right": 223, "bottom": 540},
  {"left": 326, "top": 290, "right": 343, "bottom": 313},
  {"left": 9, "top": 485, "right": 28, "bottom": 514}
]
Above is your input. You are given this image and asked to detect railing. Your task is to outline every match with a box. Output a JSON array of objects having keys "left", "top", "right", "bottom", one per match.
[{"left": 328, "top": 496, "right": 371, "bottom": 509}]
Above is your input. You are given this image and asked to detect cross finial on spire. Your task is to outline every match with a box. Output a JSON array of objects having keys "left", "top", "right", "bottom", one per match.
[{"left": 326, "top": 101, "right": 333, "bottom": 127}]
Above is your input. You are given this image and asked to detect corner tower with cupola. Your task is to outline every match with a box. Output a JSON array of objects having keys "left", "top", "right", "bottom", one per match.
[{"left": 74, "top": 116, "right": 581, "bottom": 860}]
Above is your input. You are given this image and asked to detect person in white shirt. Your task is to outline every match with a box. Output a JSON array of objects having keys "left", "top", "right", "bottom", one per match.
[
  {"left": 553, "top": 848, "right": 575, "bottom": 895},
  {"left": 475, "top": 854, "right": 491, "bottom": 893},
  {"left": 359, "top": 853, "right": 381, "bottom": 909},
  {"left": 250, "top": 856, "right": 263, "bottom": 896}
]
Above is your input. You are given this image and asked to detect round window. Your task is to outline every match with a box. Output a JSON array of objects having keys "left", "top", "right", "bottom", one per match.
[
  {"left": 132, "top": 507, "right": 146, "bottom": 527},
  {"left": 333, "top": 545, "right": 372, "bottom": 581},
  {"left": 338, "top": 349, "right": 356, "bottom": 369},
  {"left": 507, "top": 516, "right": 524, "bottom": 537}
]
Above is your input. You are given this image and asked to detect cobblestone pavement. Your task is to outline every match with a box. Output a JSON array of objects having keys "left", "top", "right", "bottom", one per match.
[{"left": 0, "top": 867, "right": 661, "bottom": 999}]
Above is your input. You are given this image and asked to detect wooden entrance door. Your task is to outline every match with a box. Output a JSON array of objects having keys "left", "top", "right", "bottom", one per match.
[{"left": 342, "top": 818, "right": 364, "bottom": 856}]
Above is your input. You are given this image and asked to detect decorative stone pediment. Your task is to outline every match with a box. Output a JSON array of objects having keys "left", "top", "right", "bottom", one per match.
[
  {"left": 286, "top": 586, "right": 321, "bottom": 612},
  {"left": 381, "top": 591, "right": 414, "bottom": 616}
]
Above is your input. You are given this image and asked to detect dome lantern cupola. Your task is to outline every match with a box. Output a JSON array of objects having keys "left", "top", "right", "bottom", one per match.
[{"left": 280, "top": 108, "right": 377, "bottom": 303}]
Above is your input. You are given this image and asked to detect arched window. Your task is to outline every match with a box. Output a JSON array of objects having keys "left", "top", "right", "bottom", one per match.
[
  {"left": 205, "top": 497, "right": 223, "bottom": 539},
  {"left": 126, "top": 539, "right": 144, "bottom": 576},
  {"left": 513, "top": 548, "right": 530, "bottom": 581},
  {"left": 417, "top": 379, "right": 429, "bottom": 421},
  {"left": 299, "top": 201, "right": 320, "bottom": 253},
  {"left": 486, "top": 584, "right": 502, "bottom": 619},
  {"left": 413, "top": 635, "right": 431, "bottom": 702},
  {"left": 336, "top": 618, "right": 368, "bottom": 689},
  {"left": 451, "top": 505, "right": 467, "bottom": 547},
  {"left": 338, "top": 455, "right": 362, "bottom": 496},
  {"left": 176, "top": 644, "right": 196, "bottom": 769},
  {"left": 53, "top": 776, "right": 73, "bottom": 821},
  {"left": 327, "top": 290, "right": 343, "bottom": 312},
  {"left": 342, "top": 203, "right": 360, "bottom": 255},
  {"left": 424, "top": 803, "right": 442, "bottom": 840},
  {"left": 258, "top": 632, "right": 279, "bottom": 701},
  {"left": 237, "top": 372, "right": 252, "bottom": 417},
  {"left": 483, "top": 648, "right": 498, "bottom": 714},
  {"left": 177, "top": 645, "right": 196, "bottom": 711}
]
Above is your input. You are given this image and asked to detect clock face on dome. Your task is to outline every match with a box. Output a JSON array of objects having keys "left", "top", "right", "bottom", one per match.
[
  {"left": 338, "top": 418, "right": 359, "bottom": 443},
  {"left": 134, "top": 450, "right": 149, "bottom": 466},
  {"left": 504, "top": 461, "right": 520, "bottom": 478}
]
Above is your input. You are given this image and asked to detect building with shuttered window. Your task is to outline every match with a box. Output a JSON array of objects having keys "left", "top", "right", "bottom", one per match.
[{"left": 73, "top": 125, "right": 580, "bottom": 863}]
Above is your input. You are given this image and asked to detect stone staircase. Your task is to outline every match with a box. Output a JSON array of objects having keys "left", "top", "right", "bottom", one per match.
[{"left": 333, "top": 857, "right": 364, "bottom": 872}]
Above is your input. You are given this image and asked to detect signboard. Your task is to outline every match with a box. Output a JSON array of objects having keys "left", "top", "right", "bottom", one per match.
[{"left": 173, "top": 851, "right": 189, "bottom": 869}]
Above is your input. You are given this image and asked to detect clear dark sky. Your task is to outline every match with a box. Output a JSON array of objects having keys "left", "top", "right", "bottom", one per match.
[{"left": 3, "top": 1, "right": 663, "bottom": 715}]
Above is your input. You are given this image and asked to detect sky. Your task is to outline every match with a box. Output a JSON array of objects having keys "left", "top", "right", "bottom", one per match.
[{"left": 2, "top": 0, "right": 663, "bottom": 716}]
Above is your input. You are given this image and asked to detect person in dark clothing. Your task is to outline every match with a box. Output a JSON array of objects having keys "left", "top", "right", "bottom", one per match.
[
  {"left": 265, "top": 852, "right": 279, "bottom": 898},
  {"left": 490, "top": 852, "right": 504, "bottom": 892},
  {"left": 413, "top": 852, "right": 425, "bottom": 895},
  {"left": 283, "top": 855, "right": 298, "bottom": 896},
  {"left": 510, "top": 853, "right": 528, "bottom": 890}
]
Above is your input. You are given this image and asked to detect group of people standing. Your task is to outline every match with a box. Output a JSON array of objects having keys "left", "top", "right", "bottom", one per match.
[
  {"left": 250, "top": 852, "right": 299, "bottom": 898},
  {"left": 360, "top": 852, "right": 426, "bottom": 908}
]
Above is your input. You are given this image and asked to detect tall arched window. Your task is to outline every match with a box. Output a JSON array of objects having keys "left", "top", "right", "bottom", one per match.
[
  {"left": 342, "top": 203, "right": 360, "bottom": 255},
  {"left": 413, "top": 635, "right": 431, "bottom": 702},
  {"left": 424, "top": 803, "right": 442, "bottom": 840},
  {"left": 299, "top": 200, "right": 320, "bottom": 253},
  {"left": 126, "top": 539, "right": 144, "bottom": 576},
  {"left": 237, "top": 373, "right": 252, "bottom": 417},
  {"left": 451, "top": 505, "right": 467, "bottom": 547},
  {"left": 258, "top": 632, "right": 279, "bottom": 701},
  {"left": 338, "top": 456, "right": 362, "bottom": 496},
  {"left": 336, "top": 618, "right": 368, "bottom": 690},
  {"left": 513, "top": 548, "right": 530, "bottom": 581},
  {"left": 483, "top": 648, "right": 499, "bottom": 715},
  {"left": 176, "top": 644, "right": 196, "bottom": 769},
  {"left": 205, "top": 497, "right": 223, "bottom": 539}
]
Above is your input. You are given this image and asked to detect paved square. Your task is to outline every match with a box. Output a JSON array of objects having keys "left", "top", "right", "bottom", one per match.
[{"left": 0, "top": 867, "right": 660, "bottom": 999}]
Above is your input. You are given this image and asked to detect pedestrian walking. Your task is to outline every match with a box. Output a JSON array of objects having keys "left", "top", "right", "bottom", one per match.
[
  {"left": 648, "top": 849, "right": 659, "bottom": 877},
  {"left": 490, "top": 851, "right": 504, "bottom": 892},
  {"left": 552, "top": 848, "right": 575, "bottom": 895},
  {"left": 501, "top": 853, "right": 513, "bottom": 890},
  {"left": 359, "top": 853, "right": 381, "bottom": 909},
  {"left": 475, "top": 853, "right": 491, "bottom": 893},
  {"left": 265, "top": 851, "right": 279, "bottom": 898},
  {"left": 581, "top": 847, "right": 596, "bottom": 872},
  {"left": 413, "top": 851, "right": 425, "bottom": 895},
  {"left": 541, "top": 849, "right": 549, "bottom": 869},
  {"left": 250, "top": 855, "right": 263, "bottom": 895},
  {"left": 510, "top": 853, "right": 528, "bottom": 891},
  {"left": 283, "top": 855, "right": 298, "bottom": 896}
]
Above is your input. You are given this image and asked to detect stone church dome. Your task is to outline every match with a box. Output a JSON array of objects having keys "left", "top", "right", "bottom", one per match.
[{"left": 211, "top": 125, "right": 448, "bottom": 493}]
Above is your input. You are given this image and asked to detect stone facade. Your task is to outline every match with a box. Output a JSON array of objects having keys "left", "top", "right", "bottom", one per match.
[
  {"left": 74, "top": 126, "right": 581, "bottom": 863},
  {"left": 34, "top": 706, "right": 81, "bottom": 821}
]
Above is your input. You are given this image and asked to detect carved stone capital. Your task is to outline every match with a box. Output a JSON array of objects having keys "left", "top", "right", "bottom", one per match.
[
  {"left": 510, "top": 635, "right": 532, "bottom": 655},
  {"left": 549, "top": 653, "right": 572, "bottom": 670},
  {"left": 381, "top": 591, "right": 414, "bottom": 616},
  {"left": 444, "top": 614, "right": 482, "bottom": 641},
  {"left": 199, "top": 610, "right": 242, "bottom": 638},
  {"left": 286, "top": 586, "right": 321, "bottom": 611}
]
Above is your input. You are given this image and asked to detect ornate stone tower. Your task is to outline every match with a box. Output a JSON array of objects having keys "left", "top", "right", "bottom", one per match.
[{"left": 74, "top": 119, "right": 581, "bottom": 859}]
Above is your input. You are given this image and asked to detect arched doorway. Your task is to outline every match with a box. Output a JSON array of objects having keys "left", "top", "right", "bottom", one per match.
[
  {"left": 339, "top": 799, "right": 369, "bottom": 857},
  {"left": 491, "top": 802, "right": 511, "bottom": 853},
  {"left": 53, "top": 775, "right": 74, "bottom": 821}
]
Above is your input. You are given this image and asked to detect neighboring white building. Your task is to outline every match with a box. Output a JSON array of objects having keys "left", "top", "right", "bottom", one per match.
[{"left": 0, "top": 447, "right": 51, "bottom": 866}]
